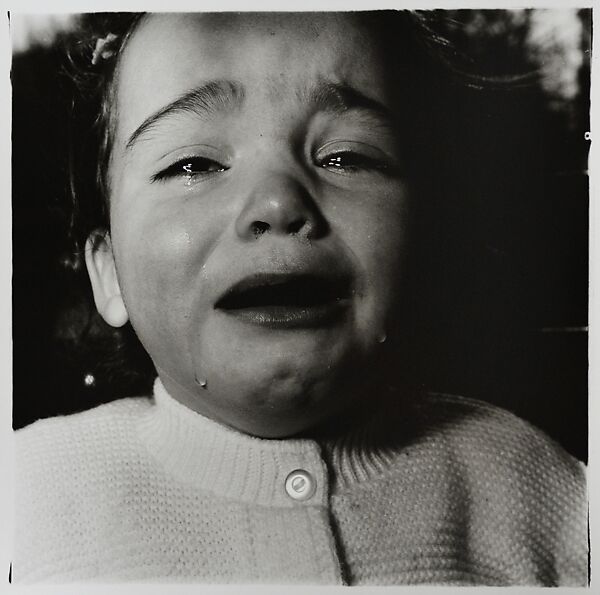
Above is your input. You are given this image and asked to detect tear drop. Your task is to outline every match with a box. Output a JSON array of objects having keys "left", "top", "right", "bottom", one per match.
[
  {"left": 377, "top": 332, "right": 387, "bottom": 344},
  {"left": 199, "top": 379, "right": 207, "bottom": 389}
]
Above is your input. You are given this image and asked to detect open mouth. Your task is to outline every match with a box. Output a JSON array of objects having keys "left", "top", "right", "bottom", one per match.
[{"left": 215, "top": 273, "right": 352, "bottom": 328}]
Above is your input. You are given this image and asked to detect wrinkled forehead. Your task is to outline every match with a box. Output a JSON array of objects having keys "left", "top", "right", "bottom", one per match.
[{"left": 113, "top": 12, "right": 391, "bottom": 145}]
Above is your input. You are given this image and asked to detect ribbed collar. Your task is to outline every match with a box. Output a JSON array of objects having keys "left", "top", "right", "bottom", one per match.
[{"left": 137, "top": 378, "right": 403, "bottom": 507}]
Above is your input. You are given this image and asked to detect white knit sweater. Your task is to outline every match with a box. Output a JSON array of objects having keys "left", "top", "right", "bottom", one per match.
[{"left": 13, "top": 380, "right": 588, "bottom": 584}]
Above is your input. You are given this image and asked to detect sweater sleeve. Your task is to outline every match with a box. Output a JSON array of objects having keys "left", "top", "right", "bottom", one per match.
[
  {"left": 428, "top": 393, "right": 589, "bottom": 586},
  {"left": 554, "top": 459, "right": 588, "bottom": 585}
]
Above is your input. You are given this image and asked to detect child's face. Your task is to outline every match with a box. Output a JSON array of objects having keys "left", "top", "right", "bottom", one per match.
[{"left": 92, "top": 13, "right": 410, "bottom": 437}]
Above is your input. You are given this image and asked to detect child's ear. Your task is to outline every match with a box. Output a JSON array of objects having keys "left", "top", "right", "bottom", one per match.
[{"left": 85, "top": 232, "right": 129, "bottom": 328}]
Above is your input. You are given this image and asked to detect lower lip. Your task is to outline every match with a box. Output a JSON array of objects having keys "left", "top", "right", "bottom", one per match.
[{"left": 216, "top": 301, "right": 350, "bottom": 329}]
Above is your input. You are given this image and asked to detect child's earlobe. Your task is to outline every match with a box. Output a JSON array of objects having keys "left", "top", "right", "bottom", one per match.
[
  {"left": 85, "top": 233, "right": 129, "bottom": 328},
  {"left": 102, "top": 295, "right": 130, "bottom": 328}
]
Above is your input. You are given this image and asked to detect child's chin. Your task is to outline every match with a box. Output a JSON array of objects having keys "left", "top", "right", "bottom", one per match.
[
  {"left": 219, "top": 385, "right": 346, "bottom": 438},
  {"left": 203, "top": 361, "right": 354, "bottom": 437}
]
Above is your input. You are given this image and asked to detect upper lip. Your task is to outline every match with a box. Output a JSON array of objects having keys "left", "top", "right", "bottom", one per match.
[{"left": 214, "top": 272, "right": 353, "bottom": 310}]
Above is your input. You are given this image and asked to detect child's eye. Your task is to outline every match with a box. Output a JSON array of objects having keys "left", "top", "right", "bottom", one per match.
[
  {"left": 317, "top": 151, "right": 389, "bottom": 174},
  {"left": 314, "top": 141, "right": 395, "bottom": 177},
  {"left": 152, "top": 157, "right": 228, "bottom": 183}
]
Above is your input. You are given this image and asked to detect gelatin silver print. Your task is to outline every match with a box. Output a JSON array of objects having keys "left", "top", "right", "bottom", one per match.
[{"left": 11, "top": 9, "right": 590, "bottom": 585}]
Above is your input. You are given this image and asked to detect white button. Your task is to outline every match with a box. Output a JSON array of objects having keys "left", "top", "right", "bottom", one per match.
[{"left": 285, "top": 469, "right": 316, "bottom": 501}]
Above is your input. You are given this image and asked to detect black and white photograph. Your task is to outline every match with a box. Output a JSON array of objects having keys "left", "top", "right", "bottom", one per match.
[{"left": 8, "top": 3, "right": 591, "bottom": 587}]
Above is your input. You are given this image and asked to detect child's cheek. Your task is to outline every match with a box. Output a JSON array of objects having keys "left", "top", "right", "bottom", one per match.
[
  {"left": 113, "top": 202, "right": 219, "bottom": 369},
  {"left": 327, "top": 180, "right": 410, "bottom": 342}
]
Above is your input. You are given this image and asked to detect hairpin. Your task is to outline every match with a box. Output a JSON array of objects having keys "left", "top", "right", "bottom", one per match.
[{"left": 91, "top": 33, "right": 120, "bottom": 66}]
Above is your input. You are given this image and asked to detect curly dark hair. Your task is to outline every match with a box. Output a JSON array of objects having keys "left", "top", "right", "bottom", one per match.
[
  {"left": 57, "top": 14, "right": 153, "bottom": 396},
  {"left": 65, "top": 12, "right": 144, "bottom": 264}
]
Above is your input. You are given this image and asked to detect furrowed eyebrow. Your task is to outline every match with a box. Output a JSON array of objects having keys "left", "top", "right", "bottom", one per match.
[
  {"left": 125, "top": 80, "right": 245, "bottom": 151},
  {"left": 303, "top": 81, "right": 394, "bottom": 123}
]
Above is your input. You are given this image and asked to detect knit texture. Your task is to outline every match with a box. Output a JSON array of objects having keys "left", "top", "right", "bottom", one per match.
[{"left": 13, "top": 380, "right": 588, "bottom": 585}]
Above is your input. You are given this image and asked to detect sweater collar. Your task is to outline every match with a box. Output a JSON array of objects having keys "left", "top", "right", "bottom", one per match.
[{"left": 137, "top": 378, "right": 404, "bottom": 507}]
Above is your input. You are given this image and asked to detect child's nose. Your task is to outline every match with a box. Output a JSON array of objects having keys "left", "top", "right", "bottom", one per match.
[{"left": 234, "top": 173, "right": 326, "bottom": 241}]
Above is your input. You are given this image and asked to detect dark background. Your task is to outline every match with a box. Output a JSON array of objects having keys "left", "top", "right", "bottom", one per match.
[{"left": 12, "top": 10, "right": 591, "bottom": 462}]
